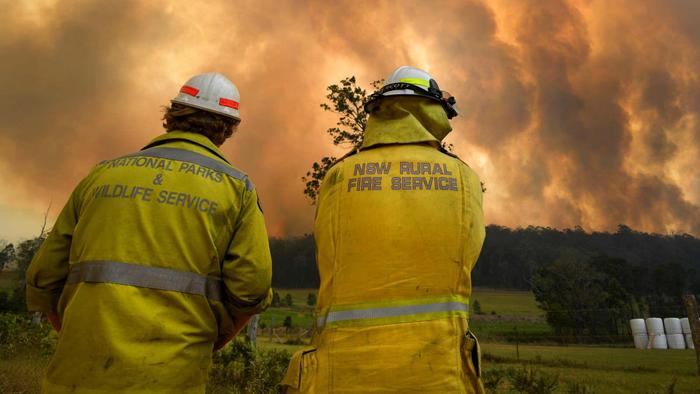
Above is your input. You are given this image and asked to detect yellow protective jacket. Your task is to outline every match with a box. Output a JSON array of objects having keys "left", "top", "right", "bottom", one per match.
[
  {"left": 26, "top": 131, "right": 273, "bottom": 394},
  {"left": 283, "top": 97, "right": 486, "bottom": 393}
]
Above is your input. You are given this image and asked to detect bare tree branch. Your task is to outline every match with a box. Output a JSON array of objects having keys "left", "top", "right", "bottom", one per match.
[{"left": 40, "top": 201, "right": 52, "bottom": 237}]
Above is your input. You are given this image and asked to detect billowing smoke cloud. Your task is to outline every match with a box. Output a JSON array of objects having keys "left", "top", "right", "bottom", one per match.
[{"left": 1, "top": 0, "right": 699, "bottom": 240}]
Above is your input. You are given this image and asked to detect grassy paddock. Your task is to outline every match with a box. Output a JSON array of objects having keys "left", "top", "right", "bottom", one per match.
[
  {"left": 482, "top": 342, "right": 699, "bottom": 393},
  {"left": 273, "top": 288, "right": 317, "bottom": 306},
  {"left": 258, "top": 308, "right": 315, "bottom": 329},
  {"left": 4, "top": 335, "right": 698, "bottom": 393},
  {"left": 257, "top": 288, "right": 318, "bottom": 329},
  {"left": 470, "top": 320, "right": 553, "bottom": 342},
  {"left": 471, "top": 287, "right": 543, "bottom": 317},
  {"left": 253, "top": 338, "right": 700, "bottom": 393}
]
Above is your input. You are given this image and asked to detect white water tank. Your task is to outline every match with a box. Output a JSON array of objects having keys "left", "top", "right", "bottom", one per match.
[
  {"left": 666, "top": 334, "right": 685, "bottom": 349},
  {"left": 680, "top": 318, "right": 691, "bottom": 334},
  {"left": 630, "top": 319, "right": 647, "bottom": 334},
  {"left": 649, "top": 333, "right": 668, "bottom": 349},
  {"left": 663, "top": 318, "right": 685, "bottom": 349},
  {"left": 630, "top": 319, "right": 648, "bottom": 349},
  {"left": 633, "top": 334, "right": 649, "bottom": 349},
  {"left": 646, "top": 318, "right": 664, "bottom": 334},
  {"left": 681, "top": 318, "right": 697, "bottom": 349},
  {"left": 646, "top": 318, "right": 668, "bottom": 349},
  {"left": 664, "top": 318, "right": 682, "bottom": 334}
]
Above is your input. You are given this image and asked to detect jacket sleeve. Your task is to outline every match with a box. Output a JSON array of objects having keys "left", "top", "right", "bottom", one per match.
[
  {"left": 221, "top": 186, "right": 273, "bottom": 316},
  {"left": 25, "top": 184, "right": 83, "bottom": 313}
]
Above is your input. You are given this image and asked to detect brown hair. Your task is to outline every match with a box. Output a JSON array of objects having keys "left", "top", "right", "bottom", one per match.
[{"left": 162, "top": 103, "right": 239, "bottom": 146}]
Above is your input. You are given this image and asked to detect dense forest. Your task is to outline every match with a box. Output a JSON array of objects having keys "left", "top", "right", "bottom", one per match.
[
  {"left": 270, "top": 224, "right": 700, "bottom": 293},
  {"left": 5, "top": 224, "right": 696, "bottom": 294}
]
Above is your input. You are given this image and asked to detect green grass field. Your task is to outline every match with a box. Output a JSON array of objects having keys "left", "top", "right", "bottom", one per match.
[
  {"left": 471, "top": 287, "right": 543, "bottom": 317},
  {"left": 257, "top": 288, "right": 317, "bottom": 329},
  {"left": 258, "top": 307, "right": 315, "bottom": 329},
  {"left": 481, "top": 342, "right": 699, "bottom": 393},
  {"left": 4, "top": 285, "right": 699, "bottom": 393},
  {"left": 4, "top": 340, "right": 697, "bottom": 394},
  {"left": 273, "top": 288, "right": 317, "bottom": 305},
  {"left": 253, "top": 341, "right": 700, "bottom": 393},
  {"left": 255, "top": 340, "right": 700, "bottom": 393}
]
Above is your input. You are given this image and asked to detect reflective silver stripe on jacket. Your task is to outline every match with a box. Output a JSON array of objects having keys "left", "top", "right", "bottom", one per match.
[
  {"left": 66, "top": 261, "right": 223, "bottom": 302},
  {"left": 123, "top": 147, "right": 253, "bottom": 190},
  {"left": 317, "top": 301, "right": 469, "bottom": 327}
]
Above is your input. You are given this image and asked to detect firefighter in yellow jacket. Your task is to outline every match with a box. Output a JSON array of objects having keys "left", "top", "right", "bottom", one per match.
[
  {"left": 282, "top": 66, "right": 486, "bottom": 393},
  {"left": 25, "top": 72, "right": 272, "bottom": 393}
]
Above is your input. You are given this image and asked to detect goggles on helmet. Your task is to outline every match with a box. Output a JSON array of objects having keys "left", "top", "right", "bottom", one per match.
[{"left": 364, "top": 78, "right": 458, "bottom": 119}]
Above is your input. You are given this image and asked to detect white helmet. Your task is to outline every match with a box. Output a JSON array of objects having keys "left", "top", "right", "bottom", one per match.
[
  {"left": 364, "top": 66, "right": 458, "bottom": 119},
  {"left": 171, "top": 72, "right": 241, "bottom": 120}
]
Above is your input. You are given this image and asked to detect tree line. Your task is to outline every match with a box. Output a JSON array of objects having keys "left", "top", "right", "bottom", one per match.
[
  {"left": 0, "top": 236, "right": 44, "bottom": 313},
  {"left": 531, "top": 254, "right": 693, "bottom": 342},
  {"left": 269, "top": 224, "right": 700, "bottom": 291},
  {"left": 4, "top": 225, "right": 699, "bottom": 295}
]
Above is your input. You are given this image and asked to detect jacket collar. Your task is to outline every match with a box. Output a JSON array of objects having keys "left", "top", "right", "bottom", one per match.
[
  {"left": 142, "top": 131, "right": 230, "bottom": 163},
  {"left": 361, "top": 96, "right": 451, "bottom": 150}
]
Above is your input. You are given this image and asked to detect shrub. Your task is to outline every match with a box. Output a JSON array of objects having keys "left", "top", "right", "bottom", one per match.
[
  {"left": 507, "top": 366, "right": 559, "bottom": 394},
  {"left": 307, "top": 293, "right": 316, "bottom": 306},
  {"left": 472, "top": 299, "right": 483, "bottom": 315},
  {"left": 209, "top": 339, "right": 291, "bottom": 393},
  {"left": 0, "top": 313, "right": 54, "bottom": 358},
  {"left": 566, "top": 381, "right": 593, "bottom": 394},
  {"left": 482, "top": 367, "right": 507, "bottom": 390},
  {"left": 0, "top": 288, "right": 27, "bottom": 314}
]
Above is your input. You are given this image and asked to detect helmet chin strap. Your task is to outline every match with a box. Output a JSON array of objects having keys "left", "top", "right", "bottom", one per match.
[{"left": 365, "top": 81, "right": 459, "bottom": 119}]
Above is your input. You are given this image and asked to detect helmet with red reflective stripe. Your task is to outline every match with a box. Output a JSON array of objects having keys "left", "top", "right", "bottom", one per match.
[{"left": 171, "top": 72, "right": 241, "bottom": 120}]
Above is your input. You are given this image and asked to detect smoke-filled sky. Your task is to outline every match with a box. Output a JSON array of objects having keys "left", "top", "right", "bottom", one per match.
[{"left": 1, "top": 0, "right": 700, "bottom": 242}]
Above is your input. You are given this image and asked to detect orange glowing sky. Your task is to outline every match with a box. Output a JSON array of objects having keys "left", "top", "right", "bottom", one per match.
[{"left": 1, "top": 0, "right": 699, "bottom": 242}]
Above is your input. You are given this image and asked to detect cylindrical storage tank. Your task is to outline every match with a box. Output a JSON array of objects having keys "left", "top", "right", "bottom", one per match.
[
  {"left": 664, "top": 319, "right": 684, "bottom": 349},
  {"left": 686, "top": 334, "right": 695, "bottom": 349},
  {"left": 646, "top": 318, "right": 664, "bottom": 334},
  {"left": 667, "top": 334, "right": 686, "bottom": 349},
  {"left": 630, "top": 319, "right": 649, "bottom": 349},
  {"left": 633, "top": 334, "right": 649, "bottom": 349},
  {"left": 646, "top": 318, "right": 667, "bottom": 349},
  {"left": 649, "top": 333, "right": 668, "bottom": 349},
  {"left": 681, "top": 318, "right": 691, "bottom": 334},
  {"left": 664, "top": 318, "right": 682, "bottom": 335},
  {"left": 630, "top": 319, "right": 647, "bottom": 335}
]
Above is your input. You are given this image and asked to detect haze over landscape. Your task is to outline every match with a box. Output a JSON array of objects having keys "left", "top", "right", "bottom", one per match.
[{"left": 1, "top": 0, "right": 700, "bottom": 241}]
